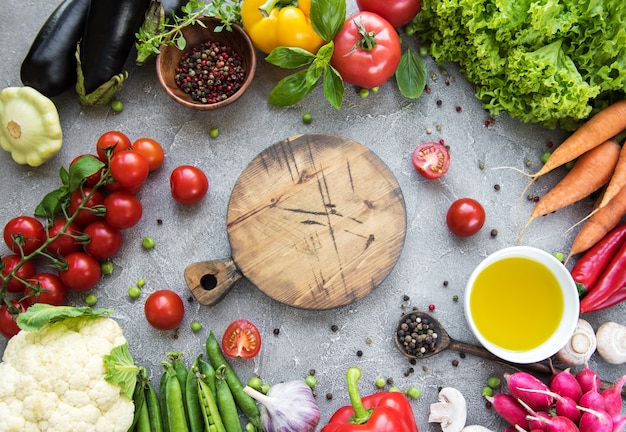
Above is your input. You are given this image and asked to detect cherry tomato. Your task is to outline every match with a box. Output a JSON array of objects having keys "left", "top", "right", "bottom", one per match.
[
  {"left": 45, "top": 219, "right": 83, "bottom": 256},
  {"left": 446, "top": 198, "right": 486, "bottom": 237},
  {"left": 83, "top": 221, "right": 123, "bottom": 259},
  {"left": 331, "top": 12, "right": 401, "bottom": 89},
  {"left": 356, "top": 0, "right": 421, "bottom": 28},
  {"left": 221, "top": 319, "right": 262, "bottom": 359},
  {"left": 144, "top": 290, "right": 185, "bottom": 330},
  {"left": 170, "top": 165, "right": 209, "bottom": 205},
  {"left": 58, "top": 252, "right": 102, "bottom": 291},
  {"left": 3, "top": 215, "right": 45, "bottom": 256},
  {"left": 412, "top": 142, "right": 450, "bottom": 179},
  {"left": 70, "top": 154, "right": 104, "bottom": 187},
  {"left": 96, "top": 130, "right": 132, "bottom": 162},
  {"left": 131, "top": 137, "right": 165, "bottom": 172},
  {"left": 68, "top": 187, "right": 105, "bottom": 227},
  {"left": 0, "top": 301, "right": 26, "bottom": 339},
  {"left": 24, "top": 273, "right": 68, "bottom": 306},
  {"left": 103, "top": 191, "right": 143, "bottom": 229},
  {"left": 1, "top": 254, "right": 36, "bottom": 293},
  {"left": 109, "top": 150, "right": 150, "bottom": 191}
]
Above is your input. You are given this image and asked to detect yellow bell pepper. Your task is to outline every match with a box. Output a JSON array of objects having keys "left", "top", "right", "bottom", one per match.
[{"left": 241, "top": 0, "right": 325, "bottom": 54}]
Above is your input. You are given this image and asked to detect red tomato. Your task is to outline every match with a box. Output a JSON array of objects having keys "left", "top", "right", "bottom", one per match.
[
  {"left": 104, "top": 191, "right": 143, "bottom": 229},
  {"left": 83, "top": 221, "right": 123, "bottom": 259},
  {"left": 68, "top": 187, "right": 105, "bottom": 227},
  {"left": 70, "top": 154, "right": 104, "bottom": 187},
  {"left": 58, "top": 252, "right": 102, "bottom": 291},
  {"left": 356, "top": 0, "right": 421, "bottom": 28},
  {"left": 96, "top": 130, "right": 132, "bottom": 162},
  {"left": 0, "top": 301, "right": 26, "bottom": 339},
  {"left": 24, "top": 273, "right": 68, "bottom": 306},
  {"left": 170, "top": 165, "right": 209, "bottom": 205},
  {"left": 131, "top": 137, "right": 165, "bottom": 172},
  {"left": 144, "top": 290, "right": 185, "bottom": 330},
  {"left": 45, "top": 219, "right": 83, "bottom": 256},
  {"left": 1, "top": 254, "right": 36, "bottom": 293},
  {"left": 331, "top": 12, "right": 402, "bottom": 89},
  {"left": 412, "top": 142, "right": 450, "bottom": 179},
  {"left": 109, "top": 150, "right": 150, "bottom": 191},
  {"left": 221, "top": 319, "right": 262, "bottom": 359},
  {"left": 3, "top": 215, "right": 45, "bottom": 256},
  {"left": 446, "top": 198, "right": 486, "bottom": 237}
]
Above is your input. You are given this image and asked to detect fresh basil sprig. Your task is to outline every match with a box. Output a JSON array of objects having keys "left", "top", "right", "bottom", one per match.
[{"left": 395, "top": 48, "right": 427, "bottom": 99}]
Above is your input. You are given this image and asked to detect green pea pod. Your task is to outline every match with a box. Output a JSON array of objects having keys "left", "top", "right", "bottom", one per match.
[
  {"left": 215, "top": 366, "right": 243, "bottom": 432},
  {"left": 198, "top": 357, "right": 217, "bottom": 398},
  {"left": 128, "top": 368, "right": 148, "bottom": 432},
  {"left": 159, "top": 370, "right": 170, "bottom": 432},
  {"left": 136, "top": 395, "right": 151, "bottom": 432},
  {"left": 206, "top": 332, "right": 261, "bottom": 430},
  {"left": 163, "top": 362, "right": 190, "bottom": 432},
  {"left": 198, "top": 376, "right": 227, "bottom": 432},
  {"left": 146, "top": 378, "right": 164, "bottom": 432},
  {"left": 186, "top": 356, "right": 206, "bottom": 432}
]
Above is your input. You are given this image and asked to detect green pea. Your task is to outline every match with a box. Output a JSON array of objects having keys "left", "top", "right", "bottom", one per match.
[
  {"left": 191, "top": 321, "right": 202, "bottom": 332},
  {"left": 482, "top": 386, "right": 493, "bottom": 397},
  {"left": 487, "top": 376, "right": 501, "bottom": 389},
  {"left": 419, "top": 47, "right": 429, "bottom": 57},
  {"left": 389, "top": 386, "right": 400, "bottom": 392},
  {"left": 111, "top": 100, "right": 124, "bottom": 113},
  {"left": 137, "top": 278, "right": 146, "bottom": 288},
  {"left": 85, "top": 294, "right": 98, "bottom": 306},
  {"left": 358, "top": 88, "right": 370, "bottom": 98},
  {"left": 553, "top": 251, "right": 565, "bottom": 262},
  {"left": 101, "top": 261, "right": 114, "bottom": 275},
  {"left": 541, "top": 151, "right": 551, "bottom": 164},
  {"left": 302, "top": 113, "right": 312, "bottom": 124},
  {"left": 209, "top": 128, "right": 219, "bottom": 138},
  {"left": 407, "top": 386, "right": 421, "bottom": 399},
  {"left": 304, "top": 375, "right": 317, "bottom": 389},
  {"left": 247, "top": 376, "right": 263, "bottom": 392},
  {"left": 128, "top": 286, "right": 141, "bottom": 299},
  {"left": 142, "top": 237, "right": 156, "bottom": 250},
  {"left": 260, "top": 383, "right": 270, "bottom": 395},
  {"left": 375, "top": 377, "right": 386, "bottom": 389}
]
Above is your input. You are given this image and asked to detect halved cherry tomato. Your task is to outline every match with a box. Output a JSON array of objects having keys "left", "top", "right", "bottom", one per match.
[
  {"left": 412, "top": 141, "right": 450, "bottom": 179},
  {"left": 24, "top": 273, "right": 68, "bottom": 306},
  {"left": 131, "top": 137, "right": 165, "bottom": 172},
  {"left": 96, "top": 130, "right": 131, "bottom": 162},
  {"left": 170, "top": 165, "right": 209, "bottom": 205},
  {"left": 83, "top": 221, "right": 123, "bottom": 259},
  {"left": 3, "top": 215, "right": 45, "bottom": 256},
  {"left": 0, "top": 301, "right": 26, "bottom": 339},
  {"left": 104, "top": 191, "right": 143, "bottom": 229},
  {"left": 45, "top": 219, "right": 83, "bottom": 256},
  {"left": 144, "top": 290, "right": 185, "bottom": 330},
  {"left": 109, "top": 150, "right": 150, "bottom": 191},
  {"left": 221, "top": 319, "right": 262, "bottom": 359},
  {"left": 1, "top": 254, "right": 36, "bottom": 293},
  {"left": 58, "top": 251, "right": 102, "bottom": 291},
  {"left": 446, "top": 198, "right": 486, "bottom": 237}
]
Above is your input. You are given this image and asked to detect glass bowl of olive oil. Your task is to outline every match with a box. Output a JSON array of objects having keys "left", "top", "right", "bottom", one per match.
[{"left": 464, "top": 246, "right": 579, "bottom": 364}]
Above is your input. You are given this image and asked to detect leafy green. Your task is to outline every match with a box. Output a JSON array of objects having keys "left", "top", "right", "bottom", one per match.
[
  {"left": 17, "top": 304, "right": 113, "bottom": 332},
  {"left": 103, "top": 343, "right": 140, "bottom": 400},
  {"left": 409, "top": 0, "right": 626, "bottom": 129},
  {"left": 395, "top": 48, "right": 427, "bottom": 99},
  {"left": 310, "top": 0, "right": 346, "bottom": 43}
]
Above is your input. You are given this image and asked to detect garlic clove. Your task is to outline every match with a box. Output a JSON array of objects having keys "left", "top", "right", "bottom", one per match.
[
  {"left": 596, "top": 321, "right": 626, "bottom": 365},
  {"left": 556, "top": 318, "right": 597, "bottom": 365}
]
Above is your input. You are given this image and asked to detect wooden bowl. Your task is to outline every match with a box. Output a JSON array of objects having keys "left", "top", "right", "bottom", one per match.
[{"left": 156, "top": 17, "right": 256, "bottom": 110}]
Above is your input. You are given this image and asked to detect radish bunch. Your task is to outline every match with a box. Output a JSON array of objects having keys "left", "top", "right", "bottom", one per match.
[{"left": 485, "top": 368, "right": 626, "bottom": 432}]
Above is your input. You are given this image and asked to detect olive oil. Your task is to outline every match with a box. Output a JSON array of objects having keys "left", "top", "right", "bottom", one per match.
[{"left": 469, "top": 257, "right": 564, "bottom": 351}]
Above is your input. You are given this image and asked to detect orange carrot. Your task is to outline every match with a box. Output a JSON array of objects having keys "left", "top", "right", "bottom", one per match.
[
  {"left": 521, "top": 140, "right": 621, "bottom": 234},
  {"left": 568, "top": 183, "right": 626, "bottom": 257},
  {"left": 597, "top": 140, "right": 626, "bottom": 209}
]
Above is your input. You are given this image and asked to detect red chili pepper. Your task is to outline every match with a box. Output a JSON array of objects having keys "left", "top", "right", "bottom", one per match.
[
  {"left": 589, "top": 284, "right": 626, "bottom": 313},
  {"left": 321, "top": 367, "right": 418, "bottom": 432},
  {"left": 580, "top": 236, "right": 626, "bottom": 314},
  {"left": 570, "top": 223, "right": 626, "bottom": 295}
]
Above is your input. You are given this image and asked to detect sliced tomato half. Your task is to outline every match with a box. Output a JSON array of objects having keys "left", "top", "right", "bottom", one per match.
[
  {"left": 221, "top": 319, "right": 262, "bottom": 359},
  {"left": 411, "top": 141, "right": 450, "bottom": 179}
]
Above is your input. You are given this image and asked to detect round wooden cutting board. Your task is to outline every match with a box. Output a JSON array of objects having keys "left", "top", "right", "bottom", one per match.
[{"left": 185, "top": 133, "right": 407, "bottom": 310}]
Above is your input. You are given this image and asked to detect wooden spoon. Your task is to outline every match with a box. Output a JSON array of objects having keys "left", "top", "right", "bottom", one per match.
[{"left": 394, "top": 310, "right": 623, "bottom": 395}]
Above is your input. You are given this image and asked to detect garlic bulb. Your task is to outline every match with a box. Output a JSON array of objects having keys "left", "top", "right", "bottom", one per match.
[
  {"left": 556, "top": 318, "right": 597, "bottom": 365},
  {"left": 596, "top": 321, "right": 626, "bottom": 365}
]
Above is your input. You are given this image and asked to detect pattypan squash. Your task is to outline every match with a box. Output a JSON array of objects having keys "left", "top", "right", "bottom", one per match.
[{"left": 0, "top": 86, "right": 63, "bottom": 167}]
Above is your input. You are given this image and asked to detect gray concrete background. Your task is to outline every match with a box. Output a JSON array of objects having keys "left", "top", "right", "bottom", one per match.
[{"left": 1, "top": 1, "right": 624, "bottom": 430}]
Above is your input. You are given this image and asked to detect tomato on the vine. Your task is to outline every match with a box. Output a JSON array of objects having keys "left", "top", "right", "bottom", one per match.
[
  {"left": 131, "top": 137, "right": 165, "bottom": 172},
  {"left": 412, "top": 142, "right": 450, "bottom": 179},
  {"left": 446, "top": 198, "right": 486, "bottom": 237},
  {"left": 45, "top": 219, "right": 83, "bottom": 256},
  {"left": 330, "top": 11, "right": 401, "bottom": 89},
  {"left": 1, "top": 254, "right": 36, "bottom": 293},
  {"left": 144, "top": 290, "right": 185, "bottom": 330},
  {"left": 58, "top": 251, "right": 102, "bottom": 291},
  {"left": 70, "top": 154, "right": 104, "bottom": 187},
  {"left": 170, "top": 165, "right": 209, "bottom": 205},
  {"left": 68, "top": 187, "right": 105, "bottom": 227},
  {"left": 96, "top": 130, "right": 131, "bottom": 162},
  {"left": 3, "top": 215, "right": 45, "bottom": 256},
  {"left": 109, "top": 150, "right": 150, "bottom": 191},
  {"left": 24, "top": 273, "right": 68, "bottom": 306},
  {"left": 221, "top": 319, "right": 262, "bottom": 359},
  {"left": 0, "top": 301, "right": 26, "bottom": 339},
  {"left": 103, "top": 191, "right": 143, "bottom": 229},
  {"left": 356, "top": 0, "right": 421, "bottom": 28},
  {"left": 83, "top": 221, "right": 123, "bottom": 259}
]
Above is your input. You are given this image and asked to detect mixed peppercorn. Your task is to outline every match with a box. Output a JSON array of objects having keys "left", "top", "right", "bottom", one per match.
[{"left": 396, "top": 310, "right": 440, "bottom": 358}]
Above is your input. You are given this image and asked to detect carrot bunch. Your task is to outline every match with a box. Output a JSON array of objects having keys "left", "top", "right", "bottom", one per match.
[{"left": 516, "top": 99, "right": 626, "bottom": 258}]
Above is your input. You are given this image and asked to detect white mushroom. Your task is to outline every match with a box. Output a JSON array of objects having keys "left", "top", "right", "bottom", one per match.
[
  {"left": 556, "top": 318, "right": 597, "bottom": 365},
  {"left": 596, "top": 321, "right": 626, "bottom": 365},
  {"left": 429, "top": 387, "right": 467, "bottom": 432}
]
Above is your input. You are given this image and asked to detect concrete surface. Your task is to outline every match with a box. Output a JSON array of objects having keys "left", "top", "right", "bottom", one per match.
[{"left": 1, "top": 1, "right": 624, "bottom": 430}]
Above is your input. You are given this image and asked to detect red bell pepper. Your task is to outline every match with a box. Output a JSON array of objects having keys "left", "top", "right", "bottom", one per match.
[
  {"left": 321, "top": 367, "right": 419, "bottom": 432},
  {"left": 580, "top": 236, "right": 626, "bottom": 314}
]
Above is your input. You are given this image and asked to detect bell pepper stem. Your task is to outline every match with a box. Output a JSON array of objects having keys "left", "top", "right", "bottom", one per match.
[
  {"left": 345, "top": 367, "right": 373, "bottom": 424},
  {"left": 258, "top": 0, "right": 296, "bottom": 17}
]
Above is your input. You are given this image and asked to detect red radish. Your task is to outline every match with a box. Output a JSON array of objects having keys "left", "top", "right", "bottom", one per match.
[
  {"left": 612, "top": 414, "right": 626, "bottom": 432},
  {"left": 576, "top": 364, "right": 601, "bottom": 394},
  {"left": 550, "top": 368, "right": 583, "bottom": 403},
  {"left": 601, "top": 375, "right": 626, "bottom": 417},
  {"left": 577, "top": 405, "right": 613, "bottom": 432},
  {"left": 485, "top": 393, "right": 530, "bottom": 429},
  {"left": 527, "top": 410, "right": 551, "bottom": 431},
  {"left": 505, "top": 372, "right": 554, "bottom": 411},
  {"left": 579, "top": 388, "right": 606, "bottom": 411},
  {"left": 526, "top": 415, "right": 580, "bottom": 432},
  {"left": 519, "top": 388, "right": 580, "bottom": 424}
]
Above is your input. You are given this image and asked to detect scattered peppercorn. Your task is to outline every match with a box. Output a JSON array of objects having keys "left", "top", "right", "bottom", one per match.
[
  {"left": 455, "top": 106, "right": 462, "bottom": 112},
  {"left": 490, "top": 229, "right": 498, "bottom": 237},
  {"left": 452, "top": 295, "right": 459, "bottom": 302},
  {"left": 365, "top": 337, "right": 372, "bottom": 345},
  {"left": 428, "top": 304, "right": 435, "bottom": 311},
  {"left": 494, "top": 184, "right": 501, "bottom": 190},
  {"left": 459, "top": 353, "right": 465, "bottom": 358},
  {"left": 443, "top": 280, "right": 448, "bottom": 286},
  {"left": 356, "top": 350, "right": 363, "bottom": 357},
  {"left": 386, "top": 377, "right": 394, "bottom": 386},
  {"left": 452, "top": 359, "right": 459, "bottom": 367},
  {"left": 436, "top": 99, "right": 442, "bottom": 106},
  {"left": 157, "top": 218, "right": 163, "bottom": 225},
  {"left": 326, "top": 393, "right": 333, "bottom": 400},
  {"left": 403, "top": 294, "right": 410, "bottom": 301},
  {"left": 478, "top": 161, "right": 485, "bottom": 170},
  {"left": 331, "top": 324, "right": 339, "bottom": 332},
  {"left": 273, "top": 328, "right": 280, "bottom": 336}
]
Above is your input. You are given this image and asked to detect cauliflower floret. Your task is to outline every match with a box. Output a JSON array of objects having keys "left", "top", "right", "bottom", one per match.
[{"left": 0, "top": 316, "right": 134, "bottom": 432}]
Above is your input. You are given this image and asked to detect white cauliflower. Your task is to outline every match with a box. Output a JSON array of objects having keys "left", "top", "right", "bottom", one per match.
[{"left": 0, "top": 306, "right": 136, "bottom": 432}]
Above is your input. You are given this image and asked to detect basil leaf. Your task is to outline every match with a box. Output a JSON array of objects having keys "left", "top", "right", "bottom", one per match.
[
  {"left": 68, "top": 155, "right": 105, "bottom": 192},
  {"left": 34, "top": 186, "right": 69, "bottom": 219},
  {"left": 266, "top": 47, "right": 315, "bottom": 69},
  {"left": 310, "top": 0, "right": 346, "bottom": 42},
  {"left": 316, "top": 41, "right": 334, "bottom": 63},
  {"left": 268, "top": 70, "right": 316, "bottom": 106},
  {"left": 323, "top": 64, "right": 344, "bottom": 110},
  {"left": 59, "top": 166, "right": 69, "bottom": 186},
  {"left": 395, "top": 48, "right": 427, "bottom": 99},
  {"left": 307, "top": 60, "right": 324, "bottom": 87},
  {"left": 17, "top": 304, "right": 113, "bottom": 332}
]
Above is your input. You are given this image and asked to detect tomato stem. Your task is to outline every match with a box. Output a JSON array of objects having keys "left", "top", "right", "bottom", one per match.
[{"left": 350, "top": 18, "right": 377, "bottom": 53}]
